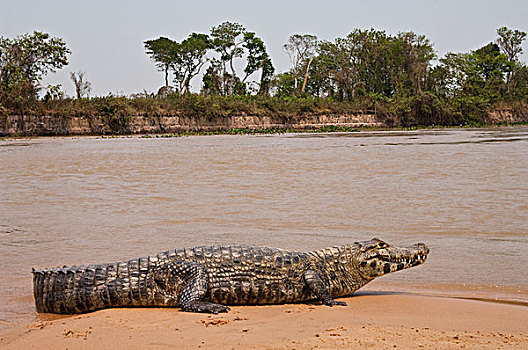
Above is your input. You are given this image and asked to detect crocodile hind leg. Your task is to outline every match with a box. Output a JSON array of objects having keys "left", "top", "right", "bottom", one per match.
[
  {"left": 303, "top": 270, "right": 347, "bottom": 307},
  {"left": 154, "top": 261, "right": 230, "bottom": 314}
]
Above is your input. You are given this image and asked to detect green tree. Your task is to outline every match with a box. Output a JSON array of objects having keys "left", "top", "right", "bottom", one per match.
[
  {"left": 242, "top": 32, "right": 274, "bottom": 95},
  {"left": 433, "top": 43, "right": 508, "bottom": 99},
  {"left": 283, "top": 34, "right": 318, "bottom": 95},
  {"left": 210, "top": 21, "right": 246, "bottom": 95},
  {"left": 496, "top": 26, "right": 527, "bottom": 91},
  {"left": 173, "top": 33, "right": 211, "bottom": 94},
  {"left": 202, "top": 63, "right": 223, "bottom": 96},
  {"left": 257, "top": 55, "right": 275, "bottom": 95},
  {"left": 309, "top": 29, "right": 392, "bottom": 100},
  {"left": 473, "top": 43, "right": 508, "bottom": 80},
  {"left": 508, "top": 64, "right": 528, "bottom": 100},
  {"left": 210, "top": 21, "right": 274, "bottom": 95},
  {"left": 394, "top": 32, "right": 436, "bottom": 94},
  {"left": 0, "top": 31, "right": 69, "bottom": 107},
  {"left": 298, "top": 29, "right": 436, "bottom": 101},
  {"left": 144, "top": 37, "right": 178, "bottom": 88},
  {"left": 315, "top": 39, "right": 356, "bottom": 99},
  {"left": 271, "top": 72, "right": 296, "bottom": 96},
  {"left": 344, "top": 29, "right": 393, "bottom": 97},
  {"left": 431, "top": 52, "right": 469, "bottom": 97},
  {"left": 302, "top": 54, "right": 334, "bottom": 97}
]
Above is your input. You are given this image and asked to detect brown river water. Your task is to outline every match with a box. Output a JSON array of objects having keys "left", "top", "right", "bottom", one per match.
[{"left": 1, "top": 127, "right": 527, "bottom": 333}]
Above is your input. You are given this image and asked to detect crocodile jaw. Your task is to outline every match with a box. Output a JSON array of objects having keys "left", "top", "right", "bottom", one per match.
[{"left": 355, "top": 239, "right": 429, "bottom": 279}]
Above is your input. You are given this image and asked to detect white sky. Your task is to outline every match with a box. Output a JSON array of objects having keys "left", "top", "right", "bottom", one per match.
[{"left": 1, "top": 0, "right": 527, "bottom": 96}]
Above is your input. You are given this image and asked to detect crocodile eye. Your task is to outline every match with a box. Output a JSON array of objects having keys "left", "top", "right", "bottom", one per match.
[{"left": 377, "top": 242, "right": 387, "bottom": 248}]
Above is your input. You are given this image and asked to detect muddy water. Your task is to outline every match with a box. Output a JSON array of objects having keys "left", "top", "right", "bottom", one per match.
[{"left": 1, "top": 127, "right": 527, "bottom": 332}]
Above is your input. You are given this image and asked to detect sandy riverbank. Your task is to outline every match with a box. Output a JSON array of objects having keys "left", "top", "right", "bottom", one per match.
[{"left": 1, "top": 293, "right": 526, "bottom": 349}]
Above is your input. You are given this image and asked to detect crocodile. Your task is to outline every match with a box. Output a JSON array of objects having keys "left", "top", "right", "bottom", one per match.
[{"left": 32, "top": 238, "right": 429, "bottom": 314}]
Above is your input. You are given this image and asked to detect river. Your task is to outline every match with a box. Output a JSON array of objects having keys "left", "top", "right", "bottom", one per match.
[{"left": 1, "top": 127, "right": 527, "bottom": 333}]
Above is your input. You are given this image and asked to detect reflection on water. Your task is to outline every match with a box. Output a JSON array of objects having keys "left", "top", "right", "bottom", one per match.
[{"left": 1, "top": 126, "right": 527, "bottom": 332}]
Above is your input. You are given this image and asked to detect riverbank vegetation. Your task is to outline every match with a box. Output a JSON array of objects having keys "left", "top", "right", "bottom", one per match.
[{"left": 1, "top": 23, "right": 527, "bottom": 131}]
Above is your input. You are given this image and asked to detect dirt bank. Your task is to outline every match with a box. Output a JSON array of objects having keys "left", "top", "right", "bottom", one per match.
[{"left": 0, "top": 113, "right": 382, "bottom": 136}]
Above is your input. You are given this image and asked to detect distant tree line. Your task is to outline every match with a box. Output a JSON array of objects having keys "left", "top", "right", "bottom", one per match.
[
  {"left": 0, "top": 23, "right": 526, "bottom": 127},
  {"left": 143, "top": 23, "right": 527, "bottom": 102}
]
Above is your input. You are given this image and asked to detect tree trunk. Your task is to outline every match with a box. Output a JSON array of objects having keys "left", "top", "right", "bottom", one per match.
[
  {"left": 229, "top": 56, "right": 237, "bottom": 95},
  {"left": 301, "top": 57, "right": 314, "bottom": 93}
]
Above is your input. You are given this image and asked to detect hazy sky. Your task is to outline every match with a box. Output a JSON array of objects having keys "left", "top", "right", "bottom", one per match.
[{"left": 1, "top": 0, "right": 527, "bottom": 96}]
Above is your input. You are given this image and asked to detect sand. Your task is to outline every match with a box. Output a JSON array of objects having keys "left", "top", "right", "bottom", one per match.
[{"left": 1, "top": 293, "right": 527, "bottom": 349}]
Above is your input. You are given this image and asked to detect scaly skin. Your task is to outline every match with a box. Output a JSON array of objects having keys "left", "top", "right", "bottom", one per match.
[{"left": 32, "top": 238, "right": 429, "bottom": 314}]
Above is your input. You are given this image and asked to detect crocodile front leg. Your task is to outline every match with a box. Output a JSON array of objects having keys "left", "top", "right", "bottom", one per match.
[
  {"left": 303, "top": 270, "right": 347, "bottom": 307},
  {"left": 154, "top": 261, "right": 230, "bottom": 314}
]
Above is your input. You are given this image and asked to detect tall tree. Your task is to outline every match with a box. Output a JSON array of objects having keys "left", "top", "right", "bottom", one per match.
[
  {"left": 242, "top": 32, "right": 275, "bottom": 94},
  {"left": 496, "top": 26, "right": 527, "bottom": 91},
  {"left": 202, "top": 62, "right": 223, "bottom": 96},
  {"left": 395, "top": 32, "right": 435, "bottom": 94},
  {"left": 69, "top": 71, "right": 91, "bottom": 99},
  {"left": 257, "top": 56, "right": 275, "bottom": 95},
  {"left": 173, "top": 33, "right": 211, "bottom": 93},
  {"left": 210, "top": 21, "right": 274, "bottom": 95},
  {"left": 0, "top": 31, "right": 69, "bottom": 106},
  {"left": 0, "top": 31, "right": 69, "bottom": 88},
  {"left": 210, "top": 21, "right": 246, "bottom": 95},
  {"left": 144, "top": 37, "right": 178, "bottom": 88},
  {"left": 283, "top": 34, "right": 318, "bottom": 94},
  {"left": 433, "top": 43, "right": 508, "bottom": 99}
]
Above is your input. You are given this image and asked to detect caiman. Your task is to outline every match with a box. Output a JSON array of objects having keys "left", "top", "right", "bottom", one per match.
[{"left": 32, "top": 238, "right": 429, "bottom": 314}]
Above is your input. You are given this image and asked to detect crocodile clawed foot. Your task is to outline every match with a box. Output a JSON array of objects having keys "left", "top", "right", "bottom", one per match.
[
  {"left": 208, "top": 304, "right": 231, "bottom": 314},
  {"left": 323, "top": 299, "right": 347, "bottom": 307},
  {"left": 182, "top": 301, "right": 231, "bottom": 314}
]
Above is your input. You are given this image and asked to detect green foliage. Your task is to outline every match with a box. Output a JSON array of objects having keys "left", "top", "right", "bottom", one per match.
[
  {"left": 0, "top": 31, "right": 70, "bottom": 110},
  {"left": 276, "top": 29, "right": 436, "bottom": 101},
  {"left": 434, "top": 43, "right": 508, "bottom": 100},
  {"left": 96, "top": 97, "right": 135, "bottom": 133},
  {"left": 145, "top": 33, "right": 212, "bottom": 94},
  {"left": 283, "top": 34, "right": 318, "bottom": 94},
  {"left": 507, "top": 63, "right": 528, "bottom": 100},
  {"left": 173, "top": 33, "right": 211, "bottom": 93},
  {"left": 496, "top": 27, "right": 526, "bottom": 64},
  {"left": 496, "top": 27, "right": 527, "bottom": 93},
  {"left": 144, "top": 22, "right": 274, "bottom": 97},
  {"left": 374, "top": 93, "right": 446, "bottom": 127},
  {"left": 271, "top": 72, "right": 296, "bottom": 97},
  {"left": 144, "top": 37, "right": 178, "bottom": 87},
  {"left": 448, "top": 95, "right": 491, "bottom": 126},
  {"left": 208, "top": 21, "right": 275, "bottom": 96}
]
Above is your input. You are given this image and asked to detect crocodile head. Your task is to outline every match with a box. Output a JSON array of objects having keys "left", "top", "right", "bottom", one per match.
[{"left": 354, "top": 238, "right": 429, "bottom": 279}]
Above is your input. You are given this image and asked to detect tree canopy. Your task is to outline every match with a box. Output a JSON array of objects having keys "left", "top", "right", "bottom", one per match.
[
  {"left": 144, "top": 37, "right": 178, "bottom": 88},
  {"left": 141, "top": 23, "right": 527, "bottom": 110},
  {"left": 283, "top": 34, "right": 318, "bottom": 94},
  {"left": 207, "top": 21, "right": 274, "bottom": 95},
  {"left": 144, "top": 22, "right": 274, "bottom": 96},
  {"left": 0, "top": 31, "right": 69, "bottom": 107}
]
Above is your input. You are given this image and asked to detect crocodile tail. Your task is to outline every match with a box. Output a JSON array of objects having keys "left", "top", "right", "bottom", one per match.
[
  {"left": 33, "top": 257, "right": 156, "bottom": 314},
  {"left": 33, "top": 264, "right": 112, "bottom": 314}
]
